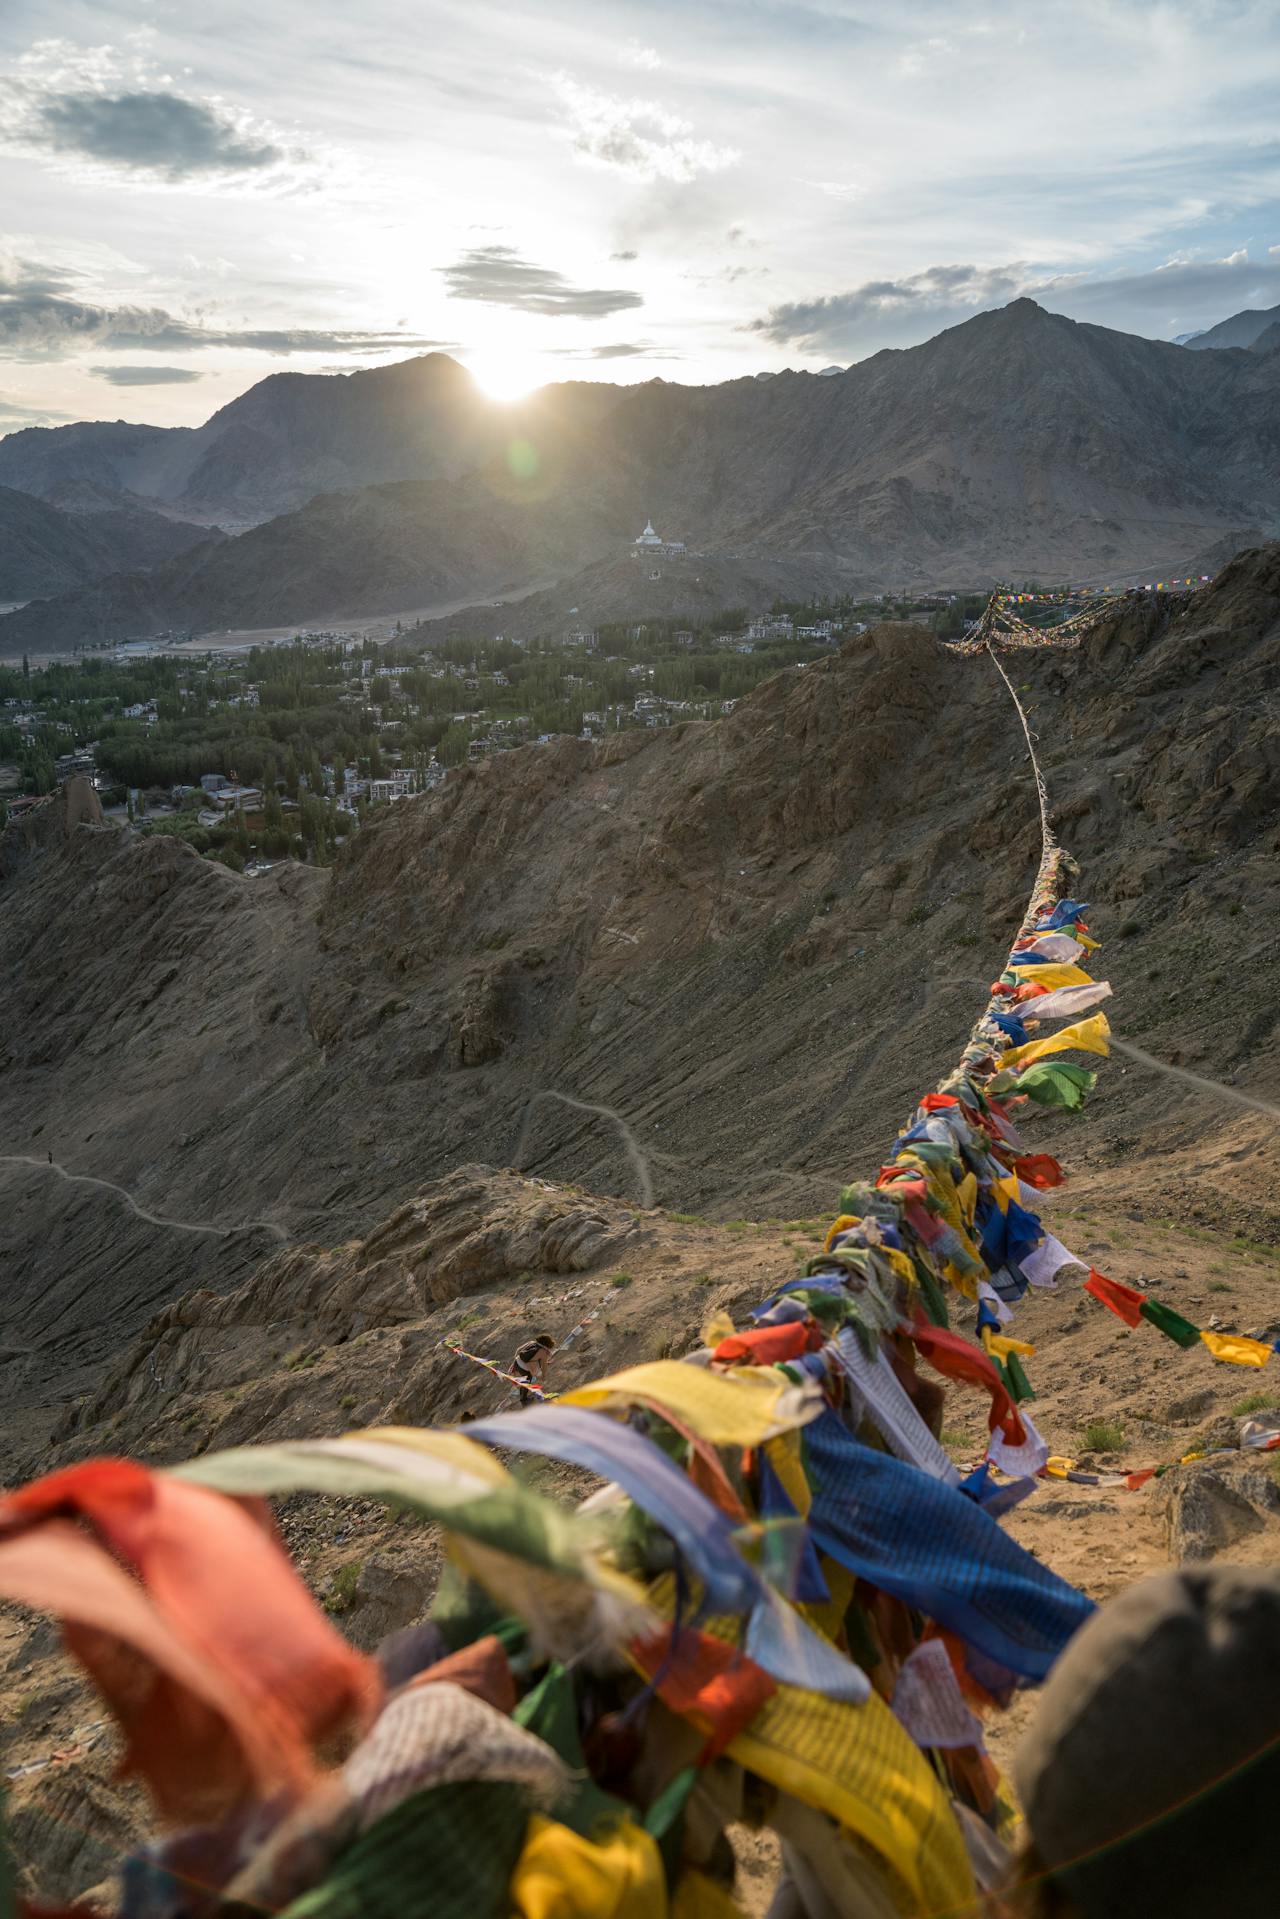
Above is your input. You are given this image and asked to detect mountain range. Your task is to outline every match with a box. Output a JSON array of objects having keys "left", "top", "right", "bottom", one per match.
[
  {"left": 1, "top": 298, "right": 1279, "bottom": 654},
  {"left": 1184, "top": 300, "right": 1280, "bottom": 352},
  {"left": 0, "top": 484, "right": 216, "bottom": 604}
]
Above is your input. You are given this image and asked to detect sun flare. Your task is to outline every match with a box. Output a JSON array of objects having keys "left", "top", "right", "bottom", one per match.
[{"left": 467, "top": 352, "right": 546, "bottom": 402}]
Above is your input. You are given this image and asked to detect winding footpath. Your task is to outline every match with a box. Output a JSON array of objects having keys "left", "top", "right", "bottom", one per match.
[{"left": 0, "top": 1154, "right": 288, "bottom": 1242}]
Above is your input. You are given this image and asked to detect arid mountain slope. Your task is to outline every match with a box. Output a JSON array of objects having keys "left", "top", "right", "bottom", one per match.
[
  {"left": 2, "top": 546, "right": 1279, "bottom": 1475},
  {"left": 1186, "top": 300, "right": 1280, "bottom": 350},
  {"left": 3, "top": 302, "right": 1280, "bottom": 653},
  {"left": 0, "top": 485, "right": 214, "bottom": 601}
]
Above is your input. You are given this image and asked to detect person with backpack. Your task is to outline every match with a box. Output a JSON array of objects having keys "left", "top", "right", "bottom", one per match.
[{"left": 511, "top": 1333, "right": 556, "bottom": 1405}]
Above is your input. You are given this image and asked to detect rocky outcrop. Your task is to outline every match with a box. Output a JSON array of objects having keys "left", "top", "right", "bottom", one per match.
[{"left": 1153, "top": 1454, "right": 1280, "bottom": 1560}]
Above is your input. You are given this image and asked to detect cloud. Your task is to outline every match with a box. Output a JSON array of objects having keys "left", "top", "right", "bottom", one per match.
[
  {"left": 610, "top": 250, "right": 639, "bottom": 261},
  {"left": 90, "top": 364, "right": 206, "bottom": 385},
  {"left": 442, "top": 246, "right": 643, "bottom": 318},
  {"left": 551, "top": 75, "right": 739, "bottom": 184},
  {"left": 0, "top": 391, "right": 73, "bottom": 429},
  {"left": 0, "top": 263, "right": 453, "bottom": 362},
  {"left": 620, "top": 41, "right": 662, "bottom": 72},
  {"left": 0, "top": 42, "right": 313, "bottom": 189},
  {"left": 550, "top": 341, "right": 680, "bottom": 360},
  {"left": 29, "top": 91, "right": 283, "bottom": 180},
  {"left": 801, "top": 180, "right": 862, "bottom": 202},
  {"left": 748, "top": 251, "right": 1280, "bottom": 360},
  {"left": 1033, "top": 254, "right": 1280, "bottom": 330},
  {"left": 748, "top": 262, "right": 1026, "bottom": 350}
]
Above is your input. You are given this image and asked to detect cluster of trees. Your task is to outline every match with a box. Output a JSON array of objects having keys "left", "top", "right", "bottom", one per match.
[{"left": 138, "top": 785, "right": 350, "bottom": 869}]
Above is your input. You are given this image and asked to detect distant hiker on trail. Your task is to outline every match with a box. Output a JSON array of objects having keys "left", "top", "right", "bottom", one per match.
[{"left": 511, "top": 1333, "right": 555, "bottom": 1405}]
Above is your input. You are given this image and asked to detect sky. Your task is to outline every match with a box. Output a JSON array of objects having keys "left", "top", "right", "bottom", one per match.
[{"left": 3, "top": 1, "right": 1280, "bottom": 431}]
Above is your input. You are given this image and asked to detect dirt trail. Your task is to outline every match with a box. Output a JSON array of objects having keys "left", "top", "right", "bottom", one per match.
[
  {"left": 513, "top": 1089, "right": 656, "bottom": 1207},
  {"left": 0, "top": 1154, "right": 288, "bottom": 1243}
]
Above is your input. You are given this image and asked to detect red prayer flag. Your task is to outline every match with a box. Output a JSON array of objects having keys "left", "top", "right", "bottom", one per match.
[
  {"left": 713, "top": 1321, "right": 824, "bottom": 1366},
  {"left": 1012, "top": 1153, "right": 1066, "bottom": 1190},
  {"left": 630, "top": 1624, "right": 775, "bottom": 1762},
  {"left": 0, "top": 1459, "right": 379, "bottom": 1822},
  {"left": 905, "top": 1320, "right": 1026, "bottom": 1446},
  {"left": 1084, "top": 1268, "right": 1145, "bottom": 1328}
]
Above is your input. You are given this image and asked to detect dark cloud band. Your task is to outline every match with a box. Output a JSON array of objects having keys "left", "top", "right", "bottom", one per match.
[
  {"left": 443, "top": 246, "right": 642, "bottom": 319},
  {"left": 31, "top": 91, "right": 283, "bottom": 180},
  {"left": 90, "top": 365, "right": 206, "bottom": 386}
]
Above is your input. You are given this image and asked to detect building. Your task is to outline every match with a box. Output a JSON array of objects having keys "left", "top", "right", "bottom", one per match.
[
  {"left": 204, "top": 784, "right": 262, "bottom": 813},
  {"left": 55, "top": 749, "right": 96, "bottom": 783},
  {"left": 631, "top": 519, "right": 686, "bottom": 559},
  {"left": 368, "top": 772, "right": 414, "bottom": 803}
]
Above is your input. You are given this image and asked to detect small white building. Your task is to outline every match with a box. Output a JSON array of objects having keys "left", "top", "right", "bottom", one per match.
[{"left": 631, "top": 519, "right": 686, "bottom": 558}]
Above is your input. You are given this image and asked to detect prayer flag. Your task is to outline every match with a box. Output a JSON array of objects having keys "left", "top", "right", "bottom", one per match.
[
  {"left": 1009, "top": 1062, "right": 1097, "bottom": 1109},
  {"left": 1085, "top": 1268, "right": 1145, "bottom": 1327},
  {"left": 1200, "top": 1330, "right": 1274, "bottom": 1369},
  {"left": 1138, "top": 1299, "right": 1201, "bottom": 1349},
  {"left": 1001, "top": 1013, "right": 1110, "bottom": 1070}
]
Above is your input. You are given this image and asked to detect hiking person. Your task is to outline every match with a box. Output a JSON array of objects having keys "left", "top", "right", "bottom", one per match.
[
  {"left": 511, "top": 1332, "right": 555, "bottom": 1405},
  {"left": 1000, "top": 1564, "right": 1280, "bottom": 1916}
]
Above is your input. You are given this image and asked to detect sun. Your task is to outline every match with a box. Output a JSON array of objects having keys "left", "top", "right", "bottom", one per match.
[{"left": 467, "top": 352, "right": 547, "bottom": 402}]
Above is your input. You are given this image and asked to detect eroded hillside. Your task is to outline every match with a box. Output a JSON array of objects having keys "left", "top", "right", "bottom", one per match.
[{"left": 2, "top": 546, "right": 1279, "bottom": 1478}]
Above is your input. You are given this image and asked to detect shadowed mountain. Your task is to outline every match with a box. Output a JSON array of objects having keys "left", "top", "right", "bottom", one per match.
[
  {"left": 0, "top": 485, "right": 216, "bottom": 603},
  {"left": 1, "top": 302, "right": 1279, "bottom": 654},
  {"left": 1184, "top": 301, "right": 1280, "bottom": 351}
]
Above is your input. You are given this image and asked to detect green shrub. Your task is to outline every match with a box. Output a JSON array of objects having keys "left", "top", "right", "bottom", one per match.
[{"left": 1081, "top": 1418, "right": 1125, "bottom": 1452}]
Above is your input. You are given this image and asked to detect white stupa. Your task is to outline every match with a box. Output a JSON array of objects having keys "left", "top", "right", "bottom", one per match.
[{"left": 634, "top": 519, "right": 663, "bottom": 547}]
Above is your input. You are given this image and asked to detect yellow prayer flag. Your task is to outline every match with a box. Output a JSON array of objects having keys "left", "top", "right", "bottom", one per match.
[
  {"left": 511, "top": 1815, "right": 667, "bottom": 1919},
  {"left": 561, "top": 1359, "right": 821, "bottom": 1445},
  {"left": 729, "top": 1681, "right": 976, "bottom": 1914},
  {"left": 991, "top": 1173, "right": 1020, "bottom": 1214},
  {"left": 825, "top": 1213, "right": 861, "bottom": 1250},
  {"left": 1001, "top": 1013, "right": 1111, "bottom": 1071},
  {"left": 984, "top": 1331, "right": 1036, "bottom": 1360},
  {"left": 1199, "top": 1330, "right": 1274, "bottom": 1369},
  {"left": 673, "top": 1871, "right": 750, "bottom": 1919},
  {"left": 763, "top": 1431, "right": 813, "bottom": 1516},
  {"left": 881, "top": 1246, "right": 918, "bottom": 1291},
  {"left": 1007, "top": 962, "right": 1094, "bottom": 991}
]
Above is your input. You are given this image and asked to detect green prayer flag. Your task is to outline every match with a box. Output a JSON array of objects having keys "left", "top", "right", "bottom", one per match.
[
  {"left": 911, "top": 1255, "right": 950, "bottom": 1329},
  {"left": 280, "top": 1780, "right": 527, "bottom": 1919},
  {"left": 1004, "top": 1352, "right": 1036, "bottom": 1403},
  {"left": 1140, "top": 1298, "right": 1203, "bottom": 1349},
  {"left": 645, "top": 1763, "right": 699, "bottom": 1887},
  {"left": 1013, "top": 1061, "right": 1097, "bottom": 1110},
  {"left": 515, "top": 1665, "right": 629, "bottom": 1841}
]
